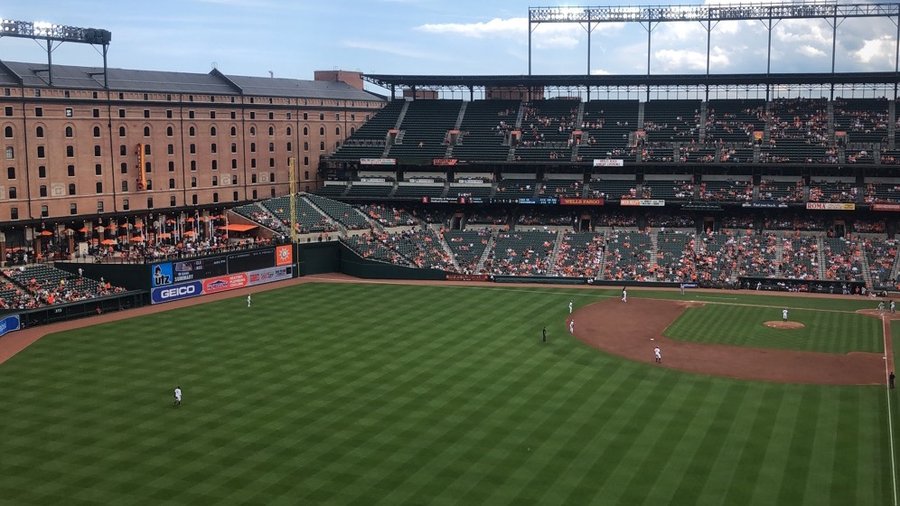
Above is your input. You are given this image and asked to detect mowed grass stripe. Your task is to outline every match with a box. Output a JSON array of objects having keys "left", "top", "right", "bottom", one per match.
[
  {"left": 0, "top": 282, "right": 893, "bottom": 505},
  {"left": 665, "top": 305, "right": 882, "bottom": 354}
]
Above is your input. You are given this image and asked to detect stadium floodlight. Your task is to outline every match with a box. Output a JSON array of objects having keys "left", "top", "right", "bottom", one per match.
[{"left": 0, "top": 18, "right": 112, "bottom": 87}]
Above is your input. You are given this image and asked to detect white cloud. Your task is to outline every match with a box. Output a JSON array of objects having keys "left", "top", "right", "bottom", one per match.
[
  {"left": 854, "top": 36, "right": 895, "bottom": 65},
  {"left": 591, "top": 68, "right": 612, "bottom": 75},
  {"left": 415, "top": 16, "right": 622, "bottom": 50},
  {"left": 341, "top": 40, "right": 432, "bottom": 60},
  {"left": 655, "top": 47, "right": 729, "bottom": 72},
  {"left": 798, "top": 45, "right": 826, "bottom": 58},
  {"left": 416, "top": 17, "right": 524, "bottom": 38}
]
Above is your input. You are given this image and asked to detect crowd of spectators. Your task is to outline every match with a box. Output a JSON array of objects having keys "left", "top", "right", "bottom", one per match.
[
  {"left": 699, "top": 180, "right": 753, "bottom": 202},
  {"left": 467, "top": 210, "right": 508, "bottom": 226},
  {"left": 3, "top": 265, "right": 125, "bottom": 308},
  {"left": 779, "top": 236, "right": 819, "bottom": 280},
  {"left": 822, "top": 238, "right": 864, "bottom": 282},
  {"left": 646, "top": 214, "right": 695, "bottom": 228},
  {"left": 484, "top": 231, "right": 557, "bottom": 276},
  {"left": 603, "top": 231, "right": 653, "bottom": 281},
  {"left": 758, "top": 179, "right": 805, "bottom": 202},
  {"left": 864, "top": 238, "right": 898, "bottom": 289},
  {"left": 594, "top": 212, "right": 639, "bottom": 228},
  {"left": 517, "top": 211, "right": 573, "bottom": 227},
  {"left": 554, "top": 232, "right": 604, "bottom": 278},
  {"left": 808, "top": 180, "right": 858, "bottom": 203},
  {"left": 358, "top": 204, "right": 418, "bottom": 227}
]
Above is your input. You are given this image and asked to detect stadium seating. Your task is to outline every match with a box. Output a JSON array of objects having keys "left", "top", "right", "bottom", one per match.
[
  {"left": 699, "top": 178, "right": 753, "bottom": 202},
  {"left": 643, "top": 100, "right": 701, "bottom": 143},
  {"left": 357, "top": 204, "right": 418, "bottom": 227},
  {"left": 864, "top": 181, "right": 900, "bottom": 203},
  {"left": 444, "top": 230, "right": 491, "bottom": 273},
  {"left": 655, "top": 231, "right": 697, "bottom": 282},
  {"left": 345, "top": 183, "right": 394, "bottom": 198},
  {"left": 388, "top": 100, "right": 462, "bottom": 162},
  {"left": 393, "top": 184, "right": 446, "bottom": 199},
  {"left": 832, "top": 98, "right": 890, "bottom": 144},
  {"left": 539, "top": 177, "right": 584, "bottom": 198},
  {"left": 230, "top": 203, "right": 283, "bottom": 232},
  {"left": 822, "top": 237, "right": 864, "bottom": 282},
  {"left": 578, "top": 100, "right": 639, "bottom": 161},
  {"left": 485, "top": 230, "right": 557, "bottom": 276},
  {"left": 496, "top": 178, "right": 538, "bottom": 199},
  {"left": 734, "top": 233, "right": 780, "bottom": 278},
  {"left": 808, "top": 179, "right": 857, "bottom": 203},
  {"left": 705, "top": 99, "right": 766, "bottom": 144},
  {"left": 331, "top": 100, "right": 405, "bottom": 160},
  {"left": 261, "top": 195, "right": 337, "bottom": 234},
  {"left": 642, "top": 177, "right": 694, "bottom": 200},
  {"left": 554, "top": 232, "right": 604, "bottom": 278},
  {"left": 383, "top": 229, "right": 453, "bottom": 270},
  {"left": 453, "top": 100, "right": 519, "bottom": 161},
  {"left": 780, "top": 236, "right": 819, "bottom": 280},
  {"left": 6, "top": 265, "right": 124, "bottom": 305},
  {"left": 864, "top": 238, "right": 898, "bottom": 290},
  {"left": 305, "top": 194, "right": 371, "bottom": 229},
  {"left": 514, "top": 100, "right": 579, "bottom": 161},
  {"left": 758, "top": 178, "right": 804, "bottom": 202},
  {"left": 603, "top": 231, "right": 652, "bottom": 281}
]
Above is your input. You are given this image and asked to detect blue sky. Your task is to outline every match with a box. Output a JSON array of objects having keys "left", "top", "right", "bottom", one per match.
[{"left": 2, "top": 0, "right": 898, "bottom": 82}]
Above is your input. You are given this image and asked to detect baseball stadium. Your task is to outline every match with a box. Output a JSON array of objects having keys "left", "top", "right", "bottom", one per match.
[{"left": 2, "top": 2, "right": 900, "bottom": 504}]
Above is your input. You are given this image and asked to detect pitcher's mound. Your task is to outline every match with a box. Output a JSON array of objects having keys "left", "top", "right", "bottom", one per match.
[{"left": 764, "top": 321, "right": 805, "bottom": 329}]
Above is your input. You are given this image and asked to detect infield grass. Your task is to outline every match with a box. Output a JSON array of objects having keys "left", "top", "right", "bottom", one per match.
[
  {"left": 664, "top": 304, "right": 882, "bottom": 353},
  {"left": 0, "top": 282, "right": 893, "bottom": 505}
]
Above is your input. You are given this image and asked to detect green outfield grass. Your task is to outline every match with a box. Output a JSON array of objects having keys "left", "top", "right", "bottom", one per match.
[
  {"left": 663, "top": 304, "right": 883, "bottom": 353},
  {"left": 0, "top": 282, "right": 894, "bottom": 505}
]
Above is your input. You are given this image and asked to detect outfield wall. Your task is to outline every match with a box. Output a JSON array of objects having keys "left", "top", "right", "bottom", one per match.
[{"left": 339, "top": 243, "right": 446, "bottom": 280}]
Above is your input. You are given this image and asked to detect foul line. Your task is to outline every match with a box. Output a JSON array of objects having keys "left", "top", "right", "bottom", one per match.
[{"left": 883, "top": 315, "right": 898, "bottom": 506}]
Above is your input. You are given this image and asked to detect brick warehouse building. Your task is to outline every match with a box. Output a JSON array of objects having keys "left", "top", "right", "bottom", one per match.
[{"left": 0, "top": 61, "right": 383, "bottom": 248}]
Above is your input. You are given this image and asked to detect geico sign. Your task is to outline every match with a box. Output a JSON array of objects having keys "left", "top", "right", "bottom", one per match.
[{"left": 160, "top": 285, "right": 197, "bottom": 298}]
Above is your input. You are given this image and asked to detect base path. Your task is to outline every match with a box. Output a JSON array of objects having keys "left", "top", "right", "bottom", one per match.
[{"left": 572, "top": 297, "right": 885, "bottom": 385}]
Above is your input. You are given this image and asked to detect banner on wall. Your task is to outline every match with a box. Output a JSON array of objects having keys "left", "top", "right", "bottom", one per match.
[
  {"left": 151, "top": 265, "right": 293, "bottom": 304},
  {"left": 620, "top": 199, "right": 665, "bottom": 207},
  {"left": 359, "top": 158, "right": 396, "bottom": 166},
  {"left": 592, "top": 159, "right": 624, "bottom": 167},
  {"left": 872, "top": 203, "right": 900, "bottom": 212},
  {"left": 559, "top": 197, "right": 604, "bottom": 206},
  {"left": 0, "top": 314, "right": 21, "bottom": 337},
  {"left": 806, "top": 202, "right": 856, "bottom": 211}
]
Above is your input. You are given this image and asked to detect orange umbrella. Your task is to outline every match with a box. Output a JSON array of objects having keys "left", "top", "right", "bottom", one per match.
[
  {"left": 78, "top": 227, "right": 88, "bottom": 233},
  {"left": 100, "top": 239, "right": 116, "bottom": 246},
  {"left": 39, "top": 230, "right": 53, "bottom": 236},
  {"left": 130, "top": 236, "right": 145, "bottom": 242},
  {"left": 183, "top": 230, "right": 195, "bottom": 236}
]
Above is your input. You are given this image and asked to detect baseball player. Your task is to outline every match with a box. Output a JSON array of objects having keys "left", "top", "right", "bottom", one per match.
[
  {"left": 680, "top": 283, "right": 685, "bottom": 296},
  {"left": 782, "top": 308, "right": 788, "bottom": 322},
  {"left": 569, "top": 319, "right": 575, "bottom": 335},
  {"left": 891, "top": 300, "right": 896, "bottom": 314},
  {"left": 568, "top": 300, "right": 573, "bottom": 314},
  {"left": 173, "top": 386, "right": 182, "bottom": 407},
  {"left": 247, "top": 294, "right": 252, "bottom": 308},
  {"left": 621, "top": 287, "right": 627, "bottom": 303},
  {"left": 542, "top": 326, "right": 547, "bottom": 343},
  {"left": 878, "top": 301, "right": 885, "bottom": 313},
  {"left": 654, "top": 346, "right": 661, "bottom": 363}
]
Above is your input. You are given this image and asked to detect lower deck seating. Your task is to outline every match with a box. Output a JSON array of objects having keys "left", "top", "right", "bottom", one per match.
[{"left": 603, "top": 231, "right": 652, "bottom": 281}]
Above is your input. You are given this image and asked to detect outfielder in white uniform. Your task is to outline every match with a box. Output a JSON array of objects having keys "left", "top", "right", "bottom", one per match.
[
  {"left": 654, "top": 346, "right": 661, "bottom": 363},
  {"left": 173, "top": 386, "right": 182, "bottom": 407},
  {"left": 247, "top": 294, "right": 252, "bottom": 308},
  {"left": 569, "top": 319, "right": 575, "bottom": 334},
  {"left": 621, "top": 287, "right": 627, "bottom": 303},
  {"left": 892, "top": 300, "right": 896, "bottom": 313},
  {"left": 782, "top": 308, "right": 788, "bottom": 321},
  {"left": 568, "top": 300, "right": 573, "bottom": 314}
]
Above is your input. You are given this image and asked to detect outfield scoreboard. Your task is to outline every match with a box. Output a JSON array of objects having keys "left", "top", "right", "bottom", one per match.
[{"left": 150, "top": 245, "right": 294, "bottom": 304}]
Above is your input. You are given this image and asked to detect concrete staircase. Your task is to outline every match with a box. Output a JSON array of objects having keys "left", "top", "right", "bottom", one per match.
[
  {"left": 649, "top": 231, "right": 659, "bottom": 269},
  {"left": 476, "top": 231, "right": 496, "bottom": 272},
  {"left": 816, "top": 236, "right": 827, "bottom": 280},
  {"left": 548, "top": 231, "right": 565, "bottom": 274}
]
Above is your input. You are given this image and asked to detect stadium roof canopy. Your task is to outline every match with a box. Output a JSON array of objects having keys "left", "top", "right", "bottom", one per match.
[{"left": 363, "top": 72, "right": 900, "bottom": 90}]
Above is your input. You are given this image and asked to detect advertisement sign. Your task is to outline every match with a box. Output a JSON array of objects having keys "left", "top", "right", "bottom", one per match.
[
  {"left": 151, "top": 281, "right": 203, "bottom": 304},
  {"left": 172, "top": 257, "right": 228, "bottom": 283},
  {"left": 359, "top": 177, "right": 386, "bottom": 183},
  {"left": 433, "top": 159, "right": 458, "bottom": 166},
  {"left": 559, "top": 197, "right": 604, "bottom": 206},
  {"left": 407, "top": 178, "right": 435, "bottom": 184},
  {"left": 359, "top": 158, "right": 396, "bottom": 166},
  {"left": 203, "top": 273, "right": 249, "bottom": 294},
  {"left": 151, "top": 266, "right": 293, "bottom": 304},
  {"left": 593, "top": 159, "right": 624, "bottom": 167},
  {"left": 152, "top": 262, "right": 174, "bottom": 287},
  {"left": 0, "top": 314, "right": 21, "bottom": 337},
  {"left": 872, "top": 203, "right": 900, "bottom": 212},
  {"left": 446, "top": 274, "right": 490, "bottom": 282},
  {"left": 227, "top": 248, "right": 276, "bottom": 273},
  {"left": 247, "top": 266, "right": 293, "bottom": 286},
  {"left": 620, "top": 199, "right": 665, "bottom": 207},
  {"left": 742, "top": 202, "right": 788, "bottom": 209},
  {"left": 806, "top": 202, "right": 856, "bottom": 211},
  {"left": 275, "top": 245, "right": 293, "bottom": 266},
  {"left": 457, "top": 178, "right": 488, "bottom": 184},
  {"left": 423, "top": 196, "right": 484, "bottom": 204}
]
